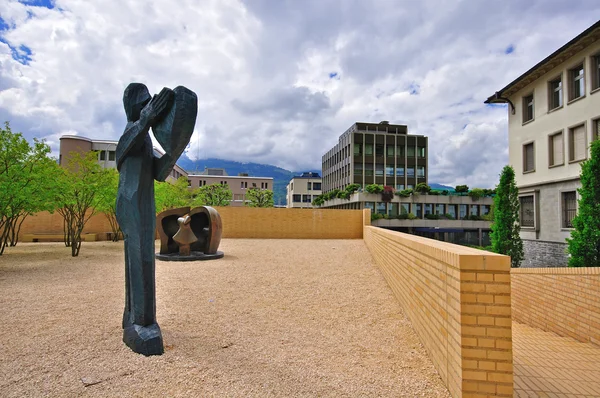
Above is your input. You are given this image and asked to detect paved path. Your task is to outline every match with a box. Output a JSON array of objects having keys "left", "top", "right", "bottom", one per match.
[{"left": 513, "top": 322, "right": 600, "bottom": 397}]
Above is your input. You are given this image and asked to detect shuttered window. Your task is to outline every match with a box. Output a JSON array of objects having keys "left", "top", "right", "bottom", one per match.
[
  {"left": 549, "top": 132, "right": 563, "bottom": 166},
  {"left": 569, "top": 125, "right": 586, "bottom": 162},
  {"left": 523, "top": 142, "right": 535, "bottom": 172}
]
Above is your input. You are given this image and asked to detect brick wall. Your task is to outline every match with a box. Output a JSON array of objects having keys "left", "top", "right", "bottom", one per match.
[
  {"left": 363, "top": 219, "right": 513, "bottom": 397},
  {"left": 512, "top": 267, "right": 600, "bottom": 346},
  {"left": 19, "top": 208, "right": 363, "bottom": 240},
  {"left": 214, "top": 207, "right": 363, "bottom": 239},
  {"left": 522, "top": 239, "right": 569, "bottom": 267}
]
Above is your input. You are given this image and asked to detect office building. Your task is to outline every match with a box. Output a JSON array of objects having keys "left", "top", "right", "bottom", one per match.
[{"left": 286, "top": 172, "right": 322, "bottom": 208}]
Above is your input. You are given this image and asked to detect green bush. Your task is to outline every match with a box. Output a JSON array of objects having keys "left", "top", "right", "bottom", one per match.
[
  {"left": 396, "top": 189, "right": 413, "bottom": 198},
  {"left": 441, "top": 190, "right": 449, "bottom": 196},
  {"left": 567, "top": 140, "right": 600, "bottom": 267},
  {"left": 365, "top": 184, "right": 384, "bottom": 194},
  {"left": 371, "top": 213, "right": 384, "bottom": 221},
  {"left": 468, "top": 188, "right": 485, "bottom": 201},
  {"left": 414, "top": 182, "right": 431, "bottom": 194},
  {"left": 443, "top": 213, "right": 455, "bottom": 220},
  {"left": 407, "top": 213, "right": 417, "bottom": 220},
  {"left": 396, "top": 213, "right": 409, "bottom": 220},
  {"left": 425, "top": 214, "right": 440, "bottom": 220},
  {"left": 455, "top": 185, "right": 469, "bottom": 193},
  {"left": 491, "top": 165, "right": 523, "bottom": 268}
]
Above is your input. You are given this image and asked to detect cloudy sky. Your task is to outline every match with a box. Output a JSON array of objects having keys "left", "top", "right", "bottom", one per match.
[{"left": 1, "top": 1, "right": 598, "bottom": 187}]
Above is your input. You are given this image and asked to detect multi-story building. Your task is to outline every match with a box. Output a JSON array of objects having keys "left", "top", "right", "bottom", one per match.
[
  {"left": 59, "top": 135, "right": 187, "bottom": 181},
  {"left": 322, "top": 121, "right": 428, "bottom": 193},
  {"left": 286, "top": 172, "right": 322, "bottom": 208},
  {"left": 485, "top": 20, "right": 600, "bottom": 266},
  {"left": 187, "top": 168, "right": 273, "bottom": 207},
  {"left": 59, "top": 135, "right": 272, "bottom": 207}
]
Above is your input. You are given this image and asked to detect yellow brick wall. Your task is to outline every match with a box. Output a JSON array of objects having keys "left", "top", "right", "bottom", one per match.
[
  {"left": 511, "top": 267, "right": 600, "bottom": 346},
  {"left": 363, "top": 220, "right": 513, "bottom": 398},
  {"left": 18, "top": 208, "right": 363, "bottom": 240},
  {"left": 214, "top": 207, "right": 363, "bottom": 239}
]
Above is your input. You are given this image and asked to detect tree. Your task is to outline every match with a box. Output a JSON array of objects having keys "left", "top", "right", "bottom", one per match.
[
  {"left": 414, "top": 182, "right": 431, "bottom": 194},
  {"left": 566, "top": 140, "right": 600, "bottom": 267},
  {"left": 455, "top": 185, "right": 469, "bottom": 193},
  {"left": 56, "top": 151, "right": 111, "bottom": 257},
  {"left": 490, "top": 165, "right": 523, "bottom": 267},
  {"left": 193, "top": 183, "right": 232, "bottom": 207},
  {"left": 245, "top": 188, "right": 274, "bottom": 207},
  {"left": 154, "top": 176, "right": 191, "bottom": 213},
  {"left": 0, "top": 122, "right": 61, "bottom": 254},
  {"left": 96, "top": 168, "right": 121, "bottom": 241}
]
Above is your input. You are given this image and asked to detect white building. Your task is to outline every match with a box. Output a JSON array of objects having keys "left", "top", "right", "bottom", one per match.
[
  {"left": 286, "top": 172, "right": 322, "bottom": 208},
  {"left": 486, "top": 20, "right": 600, "bottom": 266}
]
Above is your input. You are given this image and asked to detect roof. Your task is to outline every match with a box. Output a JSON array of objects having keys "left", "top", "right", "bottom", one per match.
[
  {"left": 292, "top": 172, "right": 321, "bottom": 179},
  {"left": 187, "top": 174, "right": 273, "bottom": 180},
  {"left": 485, "top": 19, "right": 600, "bottom": 103}
]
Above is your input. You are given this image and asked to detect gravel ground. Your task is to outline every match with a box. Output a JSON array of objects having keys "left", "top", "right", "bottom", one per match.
[{"left": 0, "top": 239, "right": 450, "bottom": 397}]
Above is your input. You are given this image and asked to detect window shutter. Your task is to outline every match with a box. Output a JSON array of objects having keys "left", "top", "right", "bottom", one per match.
[
  {"left": 525, "top": 144, "right": 534, "bottom": 171},
  {"left": 573, "top": 125, "right": 586, "bottom": 160},
  {"left": 552, "top": 134, "right": 563, "bottom": 165}
]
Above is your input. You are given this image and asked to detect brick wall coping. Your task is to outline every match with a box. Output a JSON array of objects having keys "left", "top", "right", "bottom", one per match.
[{"left": 511, "top": 267, "right": 600, "bottom": 275}]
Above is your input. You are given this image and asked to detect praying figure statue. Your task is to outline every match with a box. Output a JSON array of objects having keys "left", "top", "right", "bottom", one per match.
[{"left": 116, "top": 83, "right": 197, "bottom": 356}]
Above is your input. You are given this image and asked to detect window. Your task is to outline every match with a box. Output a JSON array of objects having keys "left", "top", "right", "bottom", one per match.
[
  {"left": 293, "top": 194, "right": 302, "bottom": 203},
  {"left": 459, "top": 205, "right": 468, "bottom": 220},
  {"left": 592, "top": 54, "right": 600, "bottom": 91},
  {"left": 234, "top": 194, "right": 244, "bottom": 200},
  {"left": 302, "top": 194, "right": 311, "bottom": 203},
  {"left": 569, "top": 64, "right": 585, "bottom": 101},
  {"left": 354, "top": 164, "right": 363, "bottom": 174},
  {"left": 549, "top": 77, "right": 563, "bottom": 110},
  {"left": 241, "top": 181, "right": 248, "bottom": 189},
  {"left": 396, "top": 146, "right": 405, "bottom": 158},
  {"left": 396, "top": 166, "right": 405, "bottom": 177},
  {"left": 365, "top": 144, "right": 373, "bottom": 156},
  {"left": 523, "top": 142, "right": 535, "bottom": 173},
  {"left": 252, "top": 182, "right": 256, "bottom": 188},
  {"left": 481, "top": 205, "right": 490, "bottom": 216},
  {"left": 424, "top": 204, "right": 433, "bottom": 215},
  {"left": 523, "top": 94, "right": 534, "bottom": 123},
  {"left": 364, "top": 202, "right": 375, "bottom": 211},
  {"left": 99, "top": 151, "right": 106, "bottom": 161},
  {"left": 365, "top": 164, "right": 373, "bottom": 176},
  {"left": 385, "top": 166, "right": 394, "bottom": 177},
  {"left": 386, "top": 145, "right": 395, "bottom": 157},
  {"left": 375, "top": 144, "right": 384, "bottom": 156},
  {"left": 435, "top": 204, "right": 444, "bottom": 215},
  {"left": 376, "top": 202, "right": 386, "bottom": 215},
  {"left": 290, "top": 183, "right": 293, "bottom": 190},
  {"left": 470, "top": 205, "right": 478, "bottom": 216},
  {"left": 354, "top": 143, "right": 362, "bottom": 155},
  {"left": 406, "top": 167, "right": 415, "bottom": 178},
  {"left": 519, "top": 196, "right": 534, "bottom": 227},
  {"left": 187, "top": 180, "right": 192, "bottom": 187},
  {"left": 417, "top": 147, "right": 426, "bottom": 158},
  {"left": 561, "top": 191, "right": 577, "bottom": 228},
  {"left": 569, "top": 124, "right": 586, "bottom": 162},
  {"left": 313, "top": 182, "right": 321, "bottom": 190},
  {"left": 375, "top": 164, "right": 384, "bottom": 176},
  {"left": 108, "top": 150, "right": 116, "bottom": 161},
  {"left": 549, "top": 132, "right": 564, "bottom": 167},
  {"left": 396, "top": 184, "right": 405, "bottom": 191},
  {"left": 594, "top": 119, "right": 600, "bottom": 142},
  {"left": 416, "top": 166, "right": 425, "bottom": 178},
  {"left": 406, "top": 146, "right": 415, "bottom": 157},
  {"left": 407, "top": 184, "right": 413, "bottom": 189},
  {"left": 307, "top": 182, "right": 312, "bottom": 190},
  {"left": 413, "top": 203, "right": 422, "bottom": 218},
  {"left": 400, "top": 203, "right": 409, "bottom": 214},
  {"left": 447, "top": 205, "right": 457, "bottom": 219}
]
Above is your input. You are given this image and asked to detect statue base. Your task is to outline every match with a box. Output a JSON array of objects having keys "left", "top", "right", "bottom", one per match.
[
  {"left": 155, "top": 251, "right": 224, "bottom": 262},
  {"left": 123, "top": 323, "right": 164, "bottom": 356}
]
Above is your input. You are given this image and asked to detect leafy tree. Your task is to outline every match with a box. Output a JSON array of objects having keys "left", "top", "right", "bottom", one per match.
[
  {"left": 56, "top": 151, "right": 111, "bottom": 257},
  {"left": 155, "top": 176, "right": 191, "bottom": 213},
  {"left": 490, "top": 165, "right": 523, "bottom": 267},
  {"left": 245, "top": 188, "right": 274, "bottom": 207},
  {"left": 468, "top": 188, "right": 485, "bottom": 201},
  {"left": 193, "top": 183, "right": 232, "bottom": 207},
  {"left": 96, "top": 168, "right": 121, "bottom": 241},
  {"left": 455, "top": 185, "right": 469, "bottom": 193},
  {"left": 567, "top": 140, "right": 600, "bottom": 267},
  {"left": 0, "top": 122, "right": 61, "bottom": 254},
  {"left": 311, "top": 194, "right": 325, "bottom": 207},
  {"left": 365, "top": 184, "right": 384, "bottom": 194}
]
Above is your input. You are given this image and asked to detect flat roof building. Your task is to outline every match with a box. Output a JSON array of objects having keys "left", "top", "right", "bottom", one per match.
[{"left": 286, "top": 172, "right": 322, "bottom": 208}]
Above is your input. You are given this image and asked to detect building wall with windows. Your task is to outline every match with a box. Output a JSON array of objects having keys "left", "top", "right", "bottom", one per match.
[
  {"left": 486, "top": 21, "right": 600, "bottom": 266},
  {"left": 187, "top": 174, "right": 273, "bottom": 207},
  {"left": 285, "top": 172, "right": 322, "bottom": 208},
  {"left": 321, "top": 122, "right": 428, "bottom": 193}
]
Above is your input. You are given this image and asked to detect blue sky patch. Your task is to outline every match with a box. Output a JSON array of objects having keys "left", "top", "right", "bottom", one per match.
[
  {"left": 18, "top": 0, "right": 55, "bottom": 9},
  {"left": 1, "top": 42, "right": 33, "bottom": 65},
  {"left": 505, "top": 44, "right": 514, "bottom": 54},
  {"left": 329, "top": 72, "right": 338, "bottom": 79},
  {"left": 409, "top": 82, "right": 420, "bottom": 95}
]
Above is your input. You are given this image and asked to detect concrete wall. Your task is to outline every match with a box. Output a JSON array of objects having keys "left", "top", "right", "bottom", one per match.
[
  {"left": 512, "top": 267, "right": 600, "bottom": 346},
  {"left": 215, "top": 207, "right": 363, "bottom": 239},
  {"left": 363, "top": 218, "right": 513, "bottom": 397},
  {"left": 18, "top": 208, "right": 364, "bottom": 240},
  {"left": 522, "top": 239, "right": 569, "bottom": 268}
]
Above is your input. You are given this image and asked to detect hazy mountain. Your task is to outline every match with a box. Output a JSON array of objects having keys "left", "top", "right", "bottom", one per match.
[{"left": 429, "top": 183, "right": 455, "bottom": 191}]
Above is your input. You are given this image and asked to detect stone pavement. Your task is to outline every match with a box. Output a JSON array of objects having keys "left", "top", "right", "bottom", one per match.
[{"left": 513, "top": 322, "right": 600, "bottom": 397}]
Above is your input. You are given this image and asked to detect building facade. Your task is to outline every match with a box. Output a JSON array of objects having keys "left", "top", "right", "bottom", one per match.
[
  {"left": 285, "top": 172, "right": 322, "bottom": 208},
  {"left": 322, "top": 121, "right": 428, "bottom": 193},
  {"left": 187, "top": 168, "right": 273, "bottom": 207},
  {"left": 486, "top": 20, "right": 600, "bottom": 267}
]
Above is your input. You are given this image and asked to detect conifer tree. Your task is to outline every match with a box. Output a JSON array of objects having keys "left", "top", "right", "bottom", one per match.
[
  {"left": 566, "top": 140, "right": 600, "bottom": 267},
  {"left": 491, "top": 165, "right": 523, "bottom": 267}
]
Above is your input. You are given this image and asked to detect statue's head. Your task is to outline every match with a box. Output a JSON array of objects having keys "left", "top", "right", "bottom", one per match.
[{"left": 123, "top": 83, "right": 151, "bottom": 122}]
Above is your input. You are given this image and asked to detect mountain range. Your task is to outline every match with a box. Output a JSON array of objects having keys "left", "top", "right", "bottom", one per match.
[{"left": 176, "top": 156, "right": 454, "bottom": 205}]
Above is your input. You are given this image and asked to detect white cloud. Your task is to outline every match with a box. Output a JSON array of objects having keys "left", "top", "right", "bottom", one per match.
[{"left": 0, "top": 0, "right": 599, "bottom": 187}]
